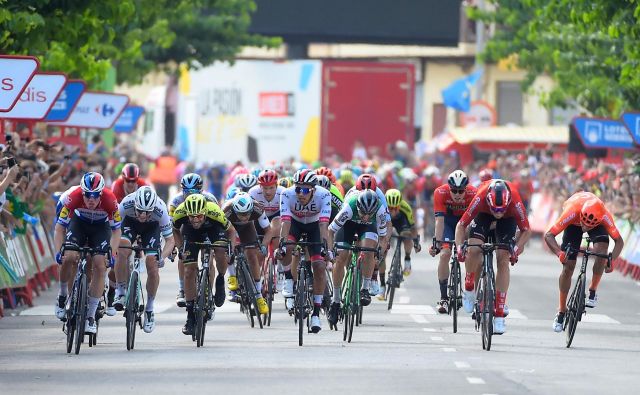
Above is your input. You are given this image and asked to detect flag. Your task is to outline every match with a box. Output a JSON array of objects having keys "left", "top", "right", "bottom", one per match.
[{"left": 441, "top": 69, "right": 483, "bottom": 113}]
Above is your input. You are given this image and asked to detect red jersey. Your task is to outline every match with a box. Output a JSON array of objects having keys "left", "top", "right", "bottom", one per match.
[
  {"left": 111, "top": 177, "right": 149, "bottom": 203},
  {"left": 458, "top": 181, "right": 529, "bottom": 231},
  {"left": 547, "top": 192, "right": 620, "bottom": 238},
  {"left": 57, "top": 187, "right": 122, "bottom": 229},
  {"left": 433, "top": 184, "right": 478, "bottom": 217}
]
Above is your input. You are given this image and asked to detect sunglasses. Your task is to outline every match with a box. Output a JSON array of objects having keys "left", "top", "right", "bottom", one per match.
[
  {"left": 83, "top": 192, "right": 101, "bottom": 199},
  {"left": 135, "top": 209, "right": 153, "bottom": 216},
  {"left": 490, "top": 206, "right": 507, "bottom": 214},
  {"left": 451, "top": 188, "right": 465, "bottom": 195},
  {"left": 183, "top": 188, "right": 199, "bottom": 195},
  {"left": 125, "top": 179, "right": 138, "bottom": 184},
  {"left": 295, "top": 186, "right": 313, "bottom": 195}
]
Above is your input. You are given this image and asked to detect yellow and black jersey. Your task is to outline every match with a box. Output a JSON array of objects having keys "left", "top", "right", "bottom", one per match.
[{"left": 172, "top": 201, "right": 230, "bottom": 230}]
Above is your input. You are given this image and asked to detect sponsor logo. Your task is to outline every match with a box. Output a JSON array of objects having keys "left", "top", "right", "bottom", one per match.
[
  {"left": 515, "top": 202, "right": 526, "bottom": 220},
  {"left": 560, "top": 212, "right": 577, "bottom": 226},
  {"left": 113, "top": 210, "right": 122, "bottom": 222},
  {"left": 259, "top": 92, "right": 295, "bottom": 117},
  {"left": 149, "top": 237, "right": 157, "bottom": 247}
]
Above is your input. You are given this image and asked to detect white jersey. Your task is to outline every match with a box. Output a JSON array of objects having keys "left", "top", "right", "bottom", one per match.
[
  {"left": 119, "top": 193, "right": 173, "bottom": 238},
  {"left": 344, "top": 186, "right": 391, "bottom": 221},
  {"left": 249, "top": 184, "right": 284, "bottom": 219},
  {"left": 280, "top": 186, "right": 331, "bottom": 224},
  {"left": 328, "top": 194, "right": 388, "bottom": 237}
]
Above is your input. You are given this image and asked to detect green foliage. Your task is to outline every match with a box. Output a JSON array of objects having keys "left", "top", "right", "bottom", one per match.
[
  {"left": 469, "top": 0, "right": 640, "bottom": 117},
  {"left": 0, "top": 0, "right": 281, "bottom": 86}
]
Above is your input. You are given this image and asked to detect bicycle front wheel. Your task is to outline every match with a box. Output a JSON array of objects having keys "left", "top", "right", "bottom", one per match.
[
  {"left": 66, "top": 292, "right": 76, "bottom": 354},
  {"left": 347, "top": 268, "right": 359, "bottom": 343},
  {"left": 74, "top": 273, "right": 87, "bottom": 355},
  {"left": 125, "top": 271, "right": 139, "bottom": 351},
  {"left": 195, "top": 269, "right": 210, "bottom": 347},
  {"left": 297, "top": 270, "right": 306, "bottom": 346},
  {"left": 481, "top": 274, "right": 495, "bottom": 351},
  {"left": 449, "top": 260, "right": 460, "bottom": 333},
  {"left": 565, "top": 275, "right": 585, "bottom": 348}
]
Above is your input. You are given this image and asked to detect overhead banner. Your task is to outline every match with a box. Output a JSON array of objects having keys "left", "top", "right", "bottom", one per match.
[
  {"left": 0, "top": 55, "right": 40, "bottom": 112},
  {"left": 51, "top": 91, "right": 129, "bottom": 129},
  {"left": 114, "top": 105, "right": 145, "bottom": 133},
  {"left": 572, "top": 117, "right": 635, "bottom": 149},
  {"left": 620, "top": 112, "right": 640, "bottom": 145},
  {"left": 45, "top": 80, "right": 86, "bottom": 122},
  {"left": 0, "top": 73, "right": 67, "bottom": 120}
]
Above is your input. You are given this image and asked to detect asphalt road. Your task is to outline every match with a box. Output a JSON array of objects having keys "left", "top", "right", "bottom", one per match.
[{"left": 1, "top": 237, "right": 639, "bottom": 394}]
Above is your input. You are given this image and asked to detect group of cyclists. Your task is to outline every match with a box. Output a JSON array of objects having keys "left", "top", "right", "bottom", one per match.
[{"left": 51, "top": 158, "right": 625, "bottom": 342}]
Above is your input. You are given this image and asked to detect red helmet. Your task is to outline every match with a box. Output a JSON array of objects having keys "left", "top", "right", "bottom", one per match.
[
  {"left": 258, "top": 169, "right": 278, "bottom": 186},
  {"left": 485, "top": 179, "right": 511, "bottom": 212},
  {"left": 316, "top": 167, "right": 336, "bottom": 183},
  {"left": 122, "top": 163, "right": 140, "bottom": 182},
  {"left": 478, "top": 169, "right": 492, "bottom": 182},
  {"left": 356, "top": 173, "right": 378, "bottom": 191}
]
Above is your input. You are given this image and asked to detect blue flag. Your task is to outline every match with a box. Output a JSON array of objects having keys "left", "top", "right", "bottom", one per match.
[{"left": 441, "top": 69, "right": 483, "bottom": 112}]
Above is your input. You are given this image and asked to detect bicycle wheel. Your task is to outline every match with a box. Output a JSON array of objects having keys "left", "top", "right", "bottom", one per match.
[
  {"left": 241, "top": 262, "right": 263, "bottom": 329},
  {"left": 387, "top": 260, "right": 399, "bottom": 310},
  {"left": 265, "top": 257, "right": 275, "bottom": 326},
  {"left": 297, "top": 268, "right": 306, "bottom": 346},
  {"left": 341, "top": 274, "right": 350, "bottom": 341},
  {"left": 195, "top": 269, "right": 209, "bottom": 347},
  {"left": 347, "top": 267, "right": 359, "bottom": 343},
  {"left": 125, "top": 271, "right": 139, "bottom": 350},
  {"left": 449, "top": 260, "right": 460, "bottom": 333},
  {"left": 565, "top": 275, "right": 584, "bottom": 348},
  {"left": 481, "top": 274, "right": 495, "bottom": 351},
  {"left": 355, "top": 267, "right": 362, "bottom": 327},
  {"left": 66, "top": 291, "right": 76, "bottom": 354},
  {"left": 74, "top": 273, "right": 87, "bottom": 355}
]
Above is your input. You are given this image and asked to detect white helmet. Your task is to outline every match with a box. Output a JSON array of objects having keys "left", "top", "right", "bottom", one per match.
[
  {"left": 134, "top": 186, "right": 157, "bottom": 211},
  {"left": 235, "top": 174, "right": 258, "bottom": 191},
  {"left": 447, "top": 170, "right": 468, "bottom": 189},
  {"left": 232, "top": 192, "right": 254, "bottom": 214}
]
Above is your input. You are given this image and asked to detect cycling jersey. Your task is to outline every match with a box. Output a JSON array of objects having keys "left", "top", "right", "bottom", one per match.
[
  {"left": 390, "top": 199, "right": 415, "bottom": 226},
  {"left": 433, "top": 184, "right": 477, "bottom": 217},
  {"left": 344, "top": 185, "right": 390, "bottom": 221},
  {"left": 222, "top": 201, "right": 270, "bottom": 229},
  {"left": 169, "top": 191, "right": 218, "bottom": 216},
  {"left": 329, "top": 184, "right": 344, "bottom": 212},
  {"left": 57, "top": 187, "right": 122, "bottom": 230},
  {"left": 249, "top": 184, "right": 284, "bottom": 220},
  {"left": 172, "top": 201, "right": 230, "bottom": 231},
  {"left": 56, "top": 185, "right": 80, "bottom": 216},
  {"left": 458, "top": 181, "right": 529, "bottom": 232},
  {"left": 111, "top": 177, "right": 149, "bottom": 203},
  {"left": 329, "top": 193, "right": 387, "bottom": 237},
  {"left": 547, "top": 191, "right": 619, "bottom": 238},
  {"left": 119, "top": 193, "right": 173, "bottom": 238},
  {"left": 280, "top": 186, "right": 331, "bottom": 224}
]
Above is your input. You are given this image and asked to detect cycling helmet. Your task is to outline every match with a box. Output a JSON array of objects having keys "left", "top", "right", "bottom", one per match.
[
  {"left": 340, "top": 169, "right": 354, "bottom": 183},
  {"left": 293, "top": 169, "right": 317, "bottom": 186},
  {"left": 356, "top": 173, "right": 378, "bottom": 191},
  {"left": 184, "top": 194, "right": 207, "bottom": 216},
  {"left": 258, "top": 169, "right": 278, "bottom": 186},
  {"left": 80, "top": 172, "right": 105, "bottom": 194},
  {"left": 478, "top": 169, "right": 492, "bottom": 182},
  {"left": 121, "top": 163, "right": 140, "bottom": 182},
  {"left": 316, "top": 166, "right": 336, "bottom": 183},
  {"left": 226, "top": 186, "right": 240, "bottom": 201},
  {"left": 316, "top": 175, "right": 332, "bottom": 190},
  {"left": 385, "top": 189, "right": 402, "bottom": 208},
  {"left": 278, "top": 177, "right": 293, "bottom": 188},
  {"left": 232, "top": 192, "right": 254, "bottom": 214},
  {"left": 486, "top": 179, "right": 511, "bottom": 212},
  {"left": 134, "top": 186, "right": 157, "bottom": 211},
  {"left": 181, "top": 173, "right": 203, "bottom": 192},
  {"left": 580, "top": 199, "right": 606, "bottom": 228},
  {"left": 250, "top": 166, "right": 262, "bottom": 177},
  {"left": 357, "top": 190, "right": 379, "bottom": 215},
  {"left": 235, "top": 173, "right": 258, "bottom": 191},
  {"left": 448, "top": 170, "right": 469, "bottom": 189}
]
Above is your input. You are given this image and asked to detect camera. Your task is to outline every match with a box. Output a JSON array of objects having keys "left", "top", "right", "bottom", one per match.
[{"left": 6, "top": 156, "right": 16, "bottom": 168}]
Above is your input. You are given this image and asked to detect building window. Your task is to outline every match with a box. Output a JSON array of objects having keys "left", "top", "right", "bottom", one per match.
[{"left": 497, "top": 81, "right": 523, "bottom": 125}]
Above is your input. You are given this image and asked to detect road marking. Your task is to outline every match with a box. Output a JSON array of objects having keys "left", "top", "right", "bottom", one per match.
[
  {"left": 396, "top": 287, "right": 408, "bottom": 294},
  {"left": 430, "top": 336, "right": 444, "bottom": 341},
  {"left": 389, "top": 304, "right": 437, "bottom": 315},
  {"left": 581, "top": 314, "right": 620, "bottom": 324},
  {"left": 467, "top": 377, "right": 485, "bottom": 384},
  {"left": 422, "top": 327, "right": 436, "bottom": 332},
  {"left": 410, "top": 314, "right": 429, "bottom": 323},
  {"left": 398, "top": 296, "right": 411, "bottom": 304},
  {"left": 442, "top": 347, "right": 456, "bottom": 352},
  {"left": 454, "top": 361, "right": 470, "bottom": 369},
  {"left": 505, "top": 309, "right": 527, "bottom": 319}
]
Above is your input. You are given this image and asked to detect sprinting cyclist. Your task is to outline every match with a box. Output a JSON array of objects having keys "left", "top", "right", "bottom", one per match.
[
  {"left": 111, "top": 163, "right": 149, "bottom": 203},
  {"left": 384, "top": 189, "right": 421, "bottom": 279}
]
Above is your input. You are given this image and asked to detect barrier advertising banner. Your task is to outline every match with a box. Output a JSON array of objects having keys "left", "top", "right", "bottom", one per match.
[
  {"left": 0, "top": 55, "right": 39, "bottom": 112},
  {"left": 572, "top": 117, "right": 635, "bottom": 149},
  {"left": 0, "top": 73, "right": 67, "bottom": 120},
  {"left": 51, "top": 91, "right": 129, "bottom": 129},
  {"left": 114, "top": 105, "right": 145, "bottom": 133},
  {"left": 44, "top": 80, "right": 86, "bottom": 122}
]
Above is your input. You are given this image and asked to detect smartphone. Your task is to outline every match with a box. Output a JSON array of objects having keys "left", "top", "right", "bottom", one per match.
[
  {"left": 6, "top": 156, "right": 16, "bottom": 168},
  {"left": 5, "top": 134, "right": 12, "bottom": 142}
]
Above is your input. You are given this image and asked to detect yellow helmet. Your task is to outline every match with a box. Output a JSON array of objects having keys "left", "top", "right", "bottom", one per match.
[
  {"left": 385, "top": 189, "right": 402, "bottom": 208},
  {"left": 184, "top": 194, "right": 207, "bottom": 216},
  {"left": 278, "top": 177, "right": 293, "bottom": 188}
]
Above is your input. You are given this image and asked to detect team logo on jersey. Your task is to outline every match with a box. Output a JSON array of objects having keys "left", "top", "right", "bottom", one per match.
[
  {"left": 113, "top": 210, "right": 122, "bottom": 222},
  {"left": 59, "top": 207, "right": 70, "bottom": 219}
]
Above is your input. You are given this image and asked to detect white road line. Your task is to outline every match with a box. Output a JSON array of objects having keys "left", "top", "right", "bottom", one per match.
[
  {"left": 398, "top": 296, "right": 411, "bottom": 304},
  {"left": 389, "top": 304, "right": 437, "bottom": 315},
  {"left": 410, "top": 314, "right": 429, "bottom": 323},
  {"left": 422, "top": 327, "right": 436, "bottom": 332},
  {"left": 467, "top": 377, "right": 485, "bottom": 384},
  {"left": 396, "top": 287, "right": 408, "bottom": 294},
  {"left": 454, "top": 361, "right": 470, "bottom": 369},
  {"left": 442, "top": 347, "right": 456, "bottom": 352},
  {"left": 430, "top": 336, "right": 444, "bottom": 341},
  {"left": 581, "top": 314, "right": 621, "bottom": 324}
]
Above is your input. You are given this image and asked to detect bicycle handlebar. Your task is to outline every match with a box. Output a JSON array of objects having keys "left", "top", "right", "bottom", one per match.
[
  {"left": 432, "top": 237, "right": 456, "bottom": 252},
  {"left": 464, "top": 241, "right": 513, "bottom": 253},
  {"left": 334, "top": 243, "right": 380, "bottom": 259},
  {"left": 564, "top": 245, "right": 612, "bottom": 264}
]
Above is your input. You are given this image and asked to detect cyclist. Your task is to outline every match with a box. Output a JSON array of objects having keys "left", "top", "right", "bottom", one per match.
[
  {"left": 114, "top": 186, "right": 175, "bottom": 333},
  {"left": 172, "top": 194, "right": 234, "bottom": 336},
  {"left": 169, "top": 173, "right": 219, "bottom": 308},
  {"left": 384, "top": 189, "right": 422, "bottom": 279},
  {"left": 429, "top": 170, "right": 477, "bottom": 314},
  {"left": 454, "top": 179, "right": 531, "bottom": 335},
  {"left": 222, "top": 192, "right": 273, "bottom": 314},
  {"left": 317, "top": 166, "right": 344, "bottom": 195},
  {"left": 327, "top": 190, "right": 388, "bottom": 326},
  {"left": 339, "top": 169, "right": 355, "bottom": 192},
  {"left": 544, "top": 192, "right": 624, "bottom": 332},
  {"left": 54, "top": 172, "right": 122, "bottom": 334},
  {"left": 317, "top": 175, "right": 344, "bottom": 222},
  {"left": 235, "top": 173, "right": 258, "bottom": 193},
  {"left": 276, "top": 169, "right": 331, "bottom": 333},
  {"left": 278, "top": 177, "right": 293, "bottom": 189},
  {"left": 111, "top": 163, "right": 149, "bottom": 203}
]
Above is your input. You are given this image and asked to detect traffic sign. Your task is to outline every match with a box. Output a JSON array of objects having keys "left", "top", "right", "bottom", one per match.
[
  {"left": 572, "top": 117, "right": 635, "bottom": 149},
  {"left": 51, "top": 91, "right": 129, "bottom": 129},
  {"left": 114, "top": 106, "right": 145, "bottom": 133},
  {"left": 45, "top": 80, "right": 86, "bottom": 122},
  {"left": 620, "top": 112, "right": 640, "bottom": 144},
  {"left": 0, "top": 73, "right": 67, "bottom": 120},
  {"left": 0, "top": 55, "right": 40, "bottom": 112}
]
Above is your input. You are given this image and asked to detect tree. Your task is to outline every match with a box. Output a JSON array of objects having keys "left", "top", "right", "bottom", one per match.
[
  {"left": 0, "top": 0, "right": 280, "bottom": 86},
  {"left": 469, "top": 0, "right": 640, "bottom": 117}
]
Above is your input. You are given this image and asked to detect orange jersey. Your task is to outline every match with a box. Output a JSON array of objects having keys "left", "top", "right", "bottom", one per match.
[{"left": 547, "top": 192, "right": 620, "bottom": 238}]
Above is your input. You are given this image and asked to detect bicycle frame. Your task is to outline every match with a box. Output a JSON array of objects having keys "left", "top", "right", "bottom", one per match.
[
  {"left": 433, "top": 238, "right": 461, "bottom": 333},
  {"left": 233, "top": 242, "right": 263, "bottom": 330}
]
